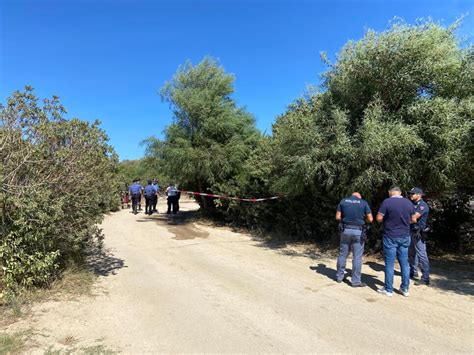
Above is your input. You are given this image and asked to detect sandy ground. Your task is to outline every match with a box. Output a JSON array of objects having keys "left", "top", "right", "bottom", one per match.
[{"left": 5, "top": 198, "right": 474, "bottom": 353}]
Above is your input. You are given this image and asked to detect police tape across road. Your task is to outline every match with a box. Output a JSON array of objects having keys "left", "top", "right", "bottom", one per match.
[{"left": 178, "top": 190, "right": 279, "bottom": 202}]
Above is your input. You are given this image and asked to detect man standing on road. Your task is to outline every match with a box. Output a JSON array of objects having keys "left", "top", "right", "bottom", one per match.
[
  {"left": 376, "top": 186, "right": 416, "bottom": 297},
  {"left": 335, "top": 192, "right": 373, "bottom": 287},
  {"left": 129, "top": 179, "right": 143, "bottom": 215},
  {"left": 137, "top": 178, "right": 143, "bottom": 211},
  {"left": 152, "top": 179, "right": 160, "bottom": 213},
  {"left": 166, "top": 183, "right": 179, "bottom": 214},
  {"left": 408, "top": 187, "right": 430, "bottom": 286},
  {"left": 144, "top": 180, "right": 156, "bottom": 215}
]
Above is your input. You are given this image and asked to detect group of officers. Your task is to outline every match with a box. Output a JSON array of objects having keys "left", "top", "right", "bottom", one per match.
[
  {"left": 127, "top": 179, "right": 181, "bottom": 215},
  {"left": 335, "top": 186, "right": 429, "bottom": 297},
  {"left": 126, "top": 181, "right": 429, "bottom": 297}
]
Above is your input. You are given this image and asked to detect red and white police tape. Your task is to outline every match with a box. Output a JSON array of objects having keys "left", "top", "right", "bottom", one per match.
[{"left": 178, "top": 190, "right": 279, "bottom": 202}]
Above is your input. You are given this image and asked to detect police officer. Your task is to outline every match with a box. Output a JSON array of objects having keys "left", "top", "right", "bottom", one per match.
[
  {"left": 137, "top": 179, "right": 143, "bottom": 211},
  {"left": 152, "top": 179, "right": 160, "bottom": 213},
  {"left": 335, "top": 192, "right": 373, "bottom": 287},
  {"left": 143, "top": 180, "right": 156, "bottom": 215},
  {"left": 166, "top": 183, "right": 179, "bottom": 214},
  {"left": 408, "top": 187, "right": 430, "bottom": 286},
  {"left": 128, "top": 178, "right": 143, "bottom": 214}
]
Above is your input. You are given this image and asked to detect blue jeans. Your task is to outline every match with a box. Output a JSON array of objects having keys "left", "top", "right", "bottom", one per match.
[
  {"left": 383, "top": 235, "right": 411, "bottom": 292},
  {"left": 336, "top": 228, "right": 364, "bottom": 285}
]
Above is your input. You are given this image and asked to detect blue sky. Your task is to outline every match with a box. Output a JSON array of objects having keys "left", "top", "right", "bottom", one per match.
[{"left": 1, "top": 0, "right": 472, "bottom": 160}]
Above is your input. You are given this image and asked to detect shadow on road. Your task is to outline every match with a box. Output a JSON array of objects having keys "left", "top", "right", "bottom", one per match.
[
  {"left": 136, "top": 209, "right": 209, "bottom": 241},
  {"left": 136, "top": 209, "right": 200, "bottom": 226},
  {"left": 251, "top": 235, "right": 336, "bottom": 260},
  {"left": 85, "top": 248, "right": 127, "bottom": 277},
  {"left": 427, "top": 257, "right": 474, "bottom": 296},
  {"left": 309, "top": 259, "right": 473, "bottom": 296},
  {"left": 309, "top": 263, "right": 385, "bottom": 291}
]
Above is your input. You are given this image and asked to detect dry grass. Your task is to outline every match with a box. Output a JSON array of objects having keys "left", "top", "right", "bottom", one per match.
[
  {"left": 0, "top": 329, "right": 33, "bottom": 354},
  {"left": 0, "top": 267, "right": 96, "bottom": 328}
]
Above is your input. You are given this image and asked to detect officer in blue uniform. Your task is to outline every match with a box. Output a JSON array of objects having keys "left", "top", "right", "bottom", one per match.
[
  {"left": 166, "top": 183, "right": 179, "bottom": 214},
  {"left": 137, "top": 179, "right": 143, "bottom": 211},
  {"left": 144, "top": 180, "right": 156, "bottom": 215},
  {"left": 152, "top": 179, "right": 160, "bottom": 213},
  {"left": 128, "top": 179, "right": 143, "bottom": 214},
  {"left": 408, "top": 187, "right": 430, "bottom": 286},
  {"left": 335, "top": 192, "right": 373, "bottom": 287}
]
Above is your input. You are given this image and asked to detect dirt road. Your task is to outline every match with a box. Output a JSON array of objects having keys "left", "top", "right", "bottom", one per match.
[{"left": 7, "top": 198, "right": 473, "bottom": 353}]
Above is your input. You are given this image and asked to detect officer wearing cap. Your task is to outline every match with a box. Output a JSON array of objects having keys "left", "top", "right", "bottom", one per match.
[
  {"left": 408, "top": 187, "right": 430, "bottom": 286},
  {"left": 335, "top": 192, "right": 373, "bottom": 287},
  {"left": 128, "top": 178, "right": 143, "bottom": 214}
]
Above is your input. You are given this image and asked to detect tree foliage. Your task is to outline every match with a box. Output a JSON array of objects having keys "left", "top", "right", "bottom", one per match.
[
  {"left": 265, "top": 20, "right": 473, "bottom": 245},
  {"left": 149, "top": 20, "right": 473, "bottom": 250},
  {"left": 117, "top": 157, "right": 168, "bottom": 191},
  {"left": 146, "top": 58, "right": 261, "bottom": 210},
  {"left": 0, "top": 87, "right": 119, "bottom": 290}
]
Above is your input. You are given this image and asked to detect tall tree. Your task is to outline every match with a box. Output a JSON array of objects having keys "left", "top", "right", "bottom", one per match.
[{"left": 148, "top": 58, "right": 261, "bottom": 211}]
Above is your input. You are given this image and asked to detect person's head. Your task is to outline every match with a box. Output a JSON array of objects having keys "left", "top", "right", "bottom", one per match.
[
  {"left": 351, "top": 192, "right": 362, "bottom": 199},
  {"left": 388, "top": 186, "right": 402, "bottom": 197},
  {"left": 147, "top": 179, "right": 152, "bottom": 185},
  {"left": 408, "top": 187, "right": 423, "bottom": 202},
  {"left": 152, "top": 179, "right": 157, "bottom": 185}
]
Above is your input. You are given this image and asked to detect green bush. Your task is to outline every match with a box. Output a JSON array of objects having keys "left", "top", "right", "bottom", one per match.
[
  {"left": 0, "top": 87, "right": 119, "bottom": 291},
  {"left": 148, "top": 20, "right": 473, "bottom": 252}
]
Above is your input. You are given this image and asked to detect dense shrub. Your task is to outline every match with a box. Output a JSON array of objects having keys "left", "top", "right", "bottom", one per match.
[
  {"left": 0, "top": 87, "right": 119, "bottom": 290},
  {"left": 146, "top": 20, "right": 473, "bottom": 252}
]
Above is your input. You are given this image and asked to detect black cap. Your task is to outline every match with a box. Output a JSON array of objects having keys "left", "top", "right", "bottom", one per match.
[{"left": 409, "top": 187, "right": 424, "bottom": 195}]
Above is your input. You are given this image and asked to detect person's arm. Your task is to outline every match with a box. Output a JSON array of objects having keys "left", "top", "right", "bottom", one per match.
[
  {"left": 376, "top": 200, "right": 386, "bottom": 223},
  {"left": 365, "top": 202, "right": 373, "bottom": 223},
  {"left": 335, "top": 201, "right": 342, "bottom": 221},
  {"left": 411, "top": 212, "right": 421, "bottom": 224},
  {"left": 366, "top": 213, "right": 374, "bottom": 223}
]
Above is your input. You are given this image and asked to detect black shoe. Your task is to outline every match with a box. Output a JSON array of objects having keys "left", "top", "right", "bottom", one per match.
[
  {"left": 335, "top": 278, "right": 343, "bottom": 283},
  {"left": 352, "top": 282, "right": 367, "bottom": 288},
  {"left": 410, "top": 275, "right": 419, "bottom": 281},
  {"left": 414, "top": 279, "right": 430, "bottom": 286}
]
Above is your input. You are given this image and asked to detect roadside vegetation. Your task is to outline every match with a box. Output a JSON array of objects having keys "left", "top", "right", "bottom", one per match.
[
  {"left": 0, "top": 88, "right": 119, "bottom": 297},
  {"left": 142, "top": 19, "right": 473, "bottom": 253},
  {"left": 1, "top": 18, "right": 472, "bottom": 303}
]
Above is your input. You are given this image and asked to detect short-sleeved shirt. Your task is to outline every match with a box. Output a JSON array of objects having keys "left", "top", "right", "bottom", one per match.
[
  {"left": 152, "top": 184, "right": 160, "bottom": 193},
  {"left": 166, "top": 186, "right": 178, "bottom": 197},
  {"left": 378, "top": 196, "right": 415, "bottom": 238},
  {"left": 144, "top": 185, "right": 155, "bottom": 197},
  {"left": 412, "top": 199, "right": 429, "bottom": 230},
  {"left": 336, "top": 195, "right": 372, "bottom": 226},
  {"left": 129, "top": 183, "right": 142, "bottom": 195}
]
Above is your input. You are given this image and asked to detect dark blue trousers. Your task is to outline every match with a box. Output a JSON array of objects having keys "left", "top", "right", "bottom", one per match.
[
  {"left": 336, "top": 228, "right": 364, "bottom": 285},
  {"left": 409, "top": 231, "right": 430, "bottom": 282}
]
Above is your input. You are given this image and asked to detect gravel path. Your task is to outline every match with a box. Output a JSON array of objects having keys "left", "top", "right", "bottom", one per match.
[{"left": 8, "top": 198, "right": 473, "bottom": 353}]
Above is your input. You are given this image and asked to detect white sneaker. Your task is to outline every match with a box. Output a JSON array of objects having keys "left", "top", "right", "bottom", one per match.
[
  {"left": 377, "top": 288, "right": 393, "bottom": 297},
  {"left": 400, "top": 288, "right": 410, "bottom": 297}
]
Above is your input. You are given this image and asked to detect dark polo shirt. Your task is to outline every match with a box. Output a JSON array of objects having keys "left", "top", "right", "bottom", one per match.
[{"left": 378, "top": 196, "right": 415, "bottom": 238}]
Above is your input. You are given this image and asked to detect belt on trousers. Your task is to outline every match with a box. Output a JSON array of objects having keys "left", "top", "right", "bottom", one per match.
[{"left": 343, "top": 224, "right": 363, "bottom": 230}]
